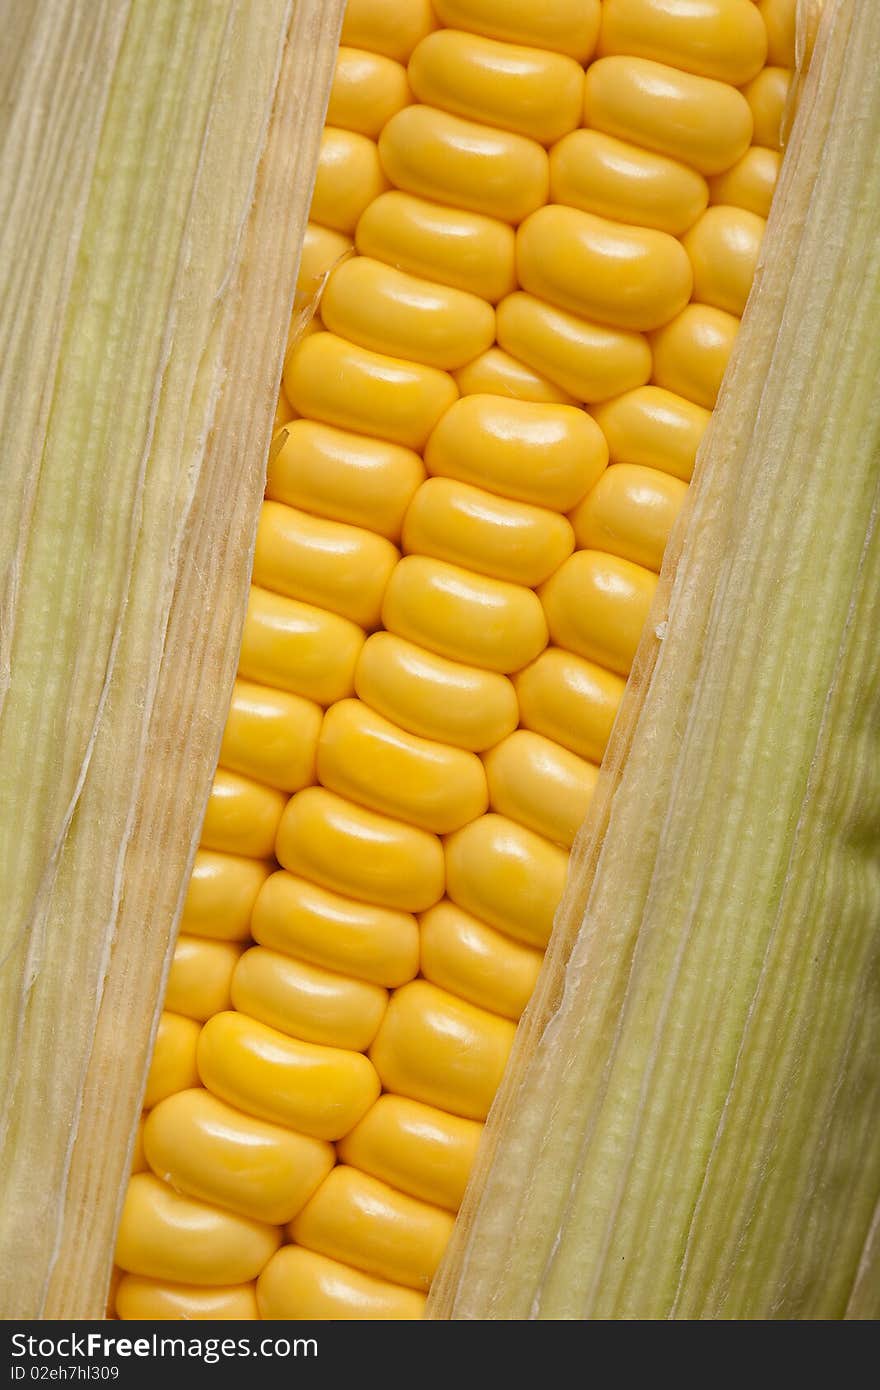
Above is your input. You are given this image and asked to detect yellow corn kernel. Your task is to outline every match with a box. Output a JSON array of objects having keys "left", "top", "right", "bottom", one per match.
[
  {"left": 310, "top": 128, "right": 388, "bottom": 235},
  {"left": 514, "top": 647, "right": 626, "bottom": 764},
  {"left": 682, "top": 206, "right": 766, "bottom": 317},
  {"left": 238, "top": 586, "right": 364, "bottom": 707},
  {"left": 276, "top": 787, "right": 445, "bottom": 914},
  {"left": 198, "top": 1011, "right": 380, "bottom": 1142},
  {"left": 382, "top": 555, "right": 548, "bottom": 675},
  {"left": 356, "top": 191, "right": 516, "bottom": 304},
  {"left": 454, "top": 347, "right": 575, "bottom": 404},
  {"left": 321, "top": 257, "right": 495, "bottom": 371},
  {"left": 291, "top": 1166, "right": 455, "bottom": 1292},
  {"left": 258, "top": 1246, "right": 425, "bottom": 1320},
  {"left": 284, "top": 332, "right": 458, "bottom": 452},
  {"left": 180, "top": 851, "right": 271, "bottom": 942},
  {"left": 483, "top": 730, "right": 599, "bottom": 850},
  {"left": 709, "top": 146, "right": 781, "bottom": 219},
  {"left": 231, "top": 947, "right": 388, "bottom": 1052},
  {"left": 341, "top": 0, "right": 437, "bottom": 64},
  {"left": 253, "top": 501, "right": 398, "bottom": 631},
  {"left": 590, "top": 385, "right": 710, "bottom": 482},
  {"left": 328, "top": 48, "right": 411, "bottom": 139},
  {"left": 267, "top": 419, "right": 423, "bottom": 543},
  {"left": 165, "top": 937, "right": 241, "bottom": 1023},
  {"left": 425, "top": 393, "right": 608, "bottom": 512},
  {"left": 219, "top": 679, "right": 321, "bottom": 794},
  {"left": 403, "top": 477, "right": 575, "bottom": 588},
  {"left": 758, "top": 0, "right": 796, "bottom": 67},
  {"left": 200, "top": 768, "right": 286, "bottom": 861},
  {"left": 570, "top": 462, "right": 689, "bottom": 572},
  {"left": 650, "top": 302, "right": 739, "bottom": 409},
  {"left": 407, "top": 30, "right": 583, "bottom": 146},
  {"left": 131, "top": 1115, "right": 148, "bottom": 1174},
  {"left": 517, "top": 203, "right": 693, "bottom": 333},
  {"left": 598, "top": 0, "right": 767, "bottom": 85},
  {"left": 378, "top": 105, "right": 549, "bottom": 224},
  {"left": 744, "top": 66, "right": 791, "bottom": 150},
  {"left": 115, "top": 1174, "right": 280, "bottom": 1286},
  {"left": 550, "top": 129, "right": 708, "bottom": 237},
  {"left": 143, "top": 1012, "right": 201, "bottom": 1111},
  {"left": 296, "top": 223, "right": 352, "bottom": 299},
  {"left": 419, "top": 899, "right": 543, "bottom": 1020},
  {"left": 273, "top": 388, "right": 295, "bottom": 434},
  {"left": 445, "top": 814, "right": 570, "bottom": 949},
  {"left": 539, "top": 549, "right": 658, "bottom": 676},
  {"left": 251, "top": 871, "right": 419, "bottom": 989},
  {"left": 584, "top": 55, "right": 753, "bottom": 176},
  {"left": 431, "top": 0, "right": 601, "bottom": 62},
  {"left": 116, "top": 1275, "right": 259, "bottom": 1321},
  {"left": 355, "top": 631, "right": 519, "bottom": 752},
  {"left": 370, "top": 979, "right": 516, "bottom": 1121},
  {"left": 496, "top": 292, "right": 652, "bottom": 403},
  {"left": 317, "top": 698, "right": 488, "bottom": 835},
  {"left": 143, "top": 1088, "right": 334, "bottom": 1226},
  {"left": 338, "top": 1094, "right": 482, "bottom": 1212}
]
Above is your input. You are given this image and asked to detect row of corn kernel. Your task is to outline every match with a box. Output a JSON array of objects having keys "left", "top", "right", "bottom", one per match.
[{"left": 113, "top": 0, "right": 795, "bottom": 1317}]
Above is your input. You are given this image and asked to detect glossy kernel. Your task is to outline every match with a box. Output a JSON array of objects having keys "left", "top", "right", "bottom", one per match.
[
  {"left": 419, "top": 898, "right": 543, "bottom": 1020},
  {"left": 197, "top": 1011, "right": 380, "bottom": 1142},
  {"left": 251, "top": 870, "right": 419, "bottom": 989},
  {"left": 276, "top": 787, "right": 445, "bottom": 914},
  {"left": 258, "top": 1246, "right": 425, "bottom": 1321},
  {"left": 599, "top": 0, "right": 767, "bottom": 85},
  {"left": 296, "top": 223, "right": 352, "bottom": 300},
  {"left": 682, "top": 206, "right": 765, "bottom": 317},
  {"left": 115, "top": 1174, "right": 280, "bottom": 1286},
  {"left": 454, "top": 347, "right": 575, "bottom": 404},
  {"left": 267, "top": 419, "right": 424, "bottom": 542},
  {"left": 549, "top": 129, "right": 708, "bottom": 237},
  {"left": 284, "top": 331, "right": 458, "bottom": 452},
  {"left": 180, "top": 851, "right": 271, "bottom": 942},
  {"left": 165, "top": 937, "right": 241, "bottom": 1022},
  {"left": 253, "top": 501, "right": 398, "bottom": 630},
  {"left": 758, "top": 0, "right": 796, "bottom": 67},
  {"left": 445, "top": 814, "right": 570, "bottom": 949},
  {"left": 341, "top": 0, "right": 437, "bottom": 64},
  {"left": 338, "top": 1094, "right": 482, "bottom": 1212},
  {"left": 378, "top": 105, "right": 549, "bottom": 224},
  {"left": 403, "top": 477, "right": 574, "bottom": 588},
  {"left": 317, "top": 698, "right": 488, "bottom": 835},
  {"left": 483, "top": 730, "right": 599, "bottom": 849},
  {"left": 310, "top": 128, "right": 388, "bottom": 235},
  {"left": 590, "top": 385, "right": 710, "bottom": 482},
  {"left": 496, "top": 292, "right": 652, "bottom": 404},
  {"left": 355, "top": 632, "right": 519, "bottom": 752},
  {"left": 382, "top": 555, "right": 548, "bottom": 674},
  {"left": 291, "top": 1166, "right": 455, "bottom": 1292},
  {"left": 328, "top": 48, "right": 411, "bottom": 139},
  {"left": 408, "top": 30, "right": 583, "bottom": 145},
  {"left": 356, "top": 191, "right": 516, "bottom": 304},
  {"left": 425, "top": 393, "right": 608, "bottom": 512},
  {"left": 517, "top": 203, "right": 692, "bottom": 332},
  {"left": 650, "top": 303, "right": 739, "bottom": 409},
  {"left": 219, "top": 678, "right": 321, "bottom": 793},
  {"left": 116, "top": 1275, "right": 259, "bottom": 1322},
  {"left": 514, "top": 647, "right": 626, "bottom": 764},
  {"left": 743, "top": 66, "right": 791, "bottom": 150},
  {"left": 584, "top": 56, "right": 753, "bottom": 176},
  {"left": 321, "top": 256, "right": 495, "bottom": 370},
  {"left": 431, "top": 0, "right": 601, "bottom": 62},
  {"left": 143, "top": 1088, "right": 334, "bottom": 1226},
  {"left": 369, "top": 979, "right": 516, "bottom": 1120},
  {"left": 232, "top": 947, "right": 388, "bottom": 1052},
  {"left": 709, "top": 146, "right": 781, "bottom": 219},
  {"left": 199, "top": 768, "right": 287, "bottom": 860},
  {"left": 238, "top": 586, "right": 364, "bottom": 707},
  {"left": 539, "top": 549, "right": 658, "bottom": 676},
  {"left": 570, "top": 462, "right": 689, "bottom": 572}
]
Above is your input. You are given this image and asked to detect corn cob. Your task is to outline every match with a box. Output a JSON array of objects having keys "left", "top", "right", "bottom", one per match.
[{"left": 107, "top": 0, "right": 803, "bottom": 1320}]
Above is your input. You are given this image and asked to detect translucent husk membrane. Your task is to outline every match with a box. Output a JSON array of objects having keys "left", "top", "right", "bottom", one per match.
[
  {"left": 0, "top": 0, "right": 344, "bottom": 1319},
  {"left": 429, "top": 0, "right": 880, "bottom": 1321}
]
